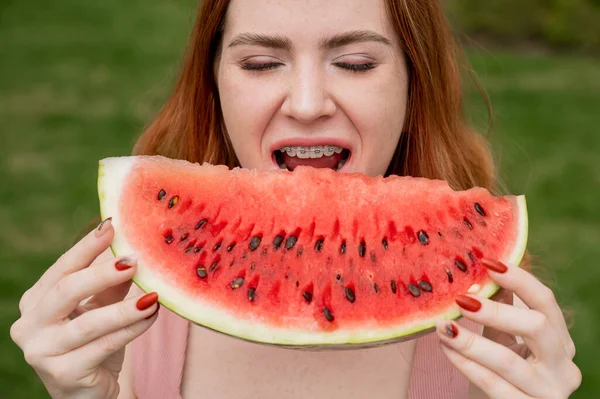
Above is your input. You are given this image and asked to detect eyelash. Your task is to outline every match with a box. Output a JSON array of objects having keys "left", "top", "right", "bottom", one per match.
[{"left": 239, "top": 62, "right": 376, "bottom": 72}]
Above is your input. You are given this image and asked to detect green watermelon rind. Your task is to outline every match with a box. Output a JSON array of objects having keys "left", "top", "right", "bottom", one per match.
[{"left": 98, "top": 157, "right": 528, "bottom": 348}]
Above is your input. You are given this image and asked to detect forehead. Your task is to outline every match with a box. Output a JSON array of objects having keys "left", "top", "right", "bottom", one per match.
[{"left": 224, "top": 0, "right": 394, "bottom": 43}]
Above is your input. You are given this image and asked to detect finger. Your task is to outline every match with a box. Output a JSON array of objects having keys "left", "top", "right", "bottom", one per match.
[
  {"left": 62, "top": 297, "right": 159, "bottom": 370},
  {"left": 26, "top": 218, "right": 114, "bottom": 310},
  {"left": 54, "top": 292, "right": 159, "bottom": 355},
  {"left": 34, "top": 255, "right": 137, "bottom": 324},
  {"left": 70, "top": 280, "right": 134, "bottom": 319},
  {"left": 455, "top": 294, "right": 566, "bottom": 364},
  {"left": 436, "top": 320, "right": 544, "bottom": 397},
  {"left": 439, "top": 343, "right": 532, "bottom": 399},
  {"left": 482, "top": 258, "right": 575, "bottom": 358},
  {"left": 484, "top": 289, "right": 518, "bottom": 347}
]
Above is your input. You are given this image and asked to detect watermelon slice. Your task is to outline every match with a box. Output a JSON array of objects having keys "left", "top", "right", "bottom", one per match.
[{"left": 98, "top": 156, "right": 528, "bottom": 348}]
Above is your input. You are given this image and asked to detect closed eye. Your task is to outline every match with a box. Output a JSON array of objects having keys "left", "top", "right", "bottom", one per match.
[
  {"left": 333, "top": 62, "right": 376, "bottom": 72},
  {"left": 239, "top": 62, "right": 283, "bottom": 71}
]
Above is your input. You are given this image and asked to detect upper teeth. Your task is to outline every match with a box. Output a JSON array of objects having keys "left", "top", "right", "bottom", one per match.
[{"left": 279, "top": 146, "right": 343, "bottom": 159}]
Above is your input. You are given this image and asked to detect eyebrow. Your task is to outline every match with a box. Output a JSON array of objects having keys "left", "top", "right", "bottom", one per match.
[{"left": 227, "top": 30, "right": 391, "bottom": 51}]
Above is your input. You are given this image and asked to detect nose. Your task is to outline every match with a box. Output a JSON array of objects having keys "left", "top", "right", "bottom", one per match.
[{"left": 281, "top": 61, "right": 336, "bottom": 123}]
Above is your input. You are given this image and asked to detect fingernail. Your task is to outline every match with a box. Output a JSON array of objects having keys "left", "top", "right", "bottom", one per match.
[
  {"left": 95, "top": 217, "right": 112, "bottom": 237},
  {"left": 482, "top": 258, "right": 508, "bottom": 274},
  {"left": 443, "top": 322, "right": 459, "bottom": 338},
  {"left": 115, "top": 256, "right": 137, "bottom": 271},
  {"left": 136, "top": 292, "right": 158, "bottom": 311},
  {"left": 456, "top": 295, "right": 482, "bottom": 312},
  {"left": 145, "top": 304, "right": 160, "bottom": 320}
]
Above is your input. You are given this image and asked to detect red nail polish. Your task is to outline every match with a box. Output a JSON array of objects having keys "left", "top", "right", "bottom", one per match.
[
  {"left": 482, "top": 258, "right": 508, "bottom": 274},
  {"left": 115, "top": 257, "right": 135, "bottom": 271},
  {"left": 456, "top": 295, "right": 482, "bottom": 312},
  {"left": 444, "top": 322, "right": 459, "bottom": 338},
  {"left": 136, "top": 292, "right": 158, "bottom": 311}
]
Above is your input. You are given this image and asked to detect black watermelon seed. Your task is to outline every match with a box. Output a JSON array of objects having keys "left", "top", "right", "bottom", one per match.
[
  {"left": 418, "top": 280, "right": 433, "bottom": 292},
  {"left": 285, "top": 236, "right": 297, "bottom": 250},
  {"left": 247, "top": 287, "right": 256, "bottom": 302},
  {"left": 340, "top": 240, "right": 347, "bottom": 254},
  {"left": 391, "top": 279, "right": 397, "bottom": 294},
  {"left": 345, "top": 287, "right": 356, "bottom": 303},
  {"left": 315, "top": 239, "right": 324, "bottom": 252},
  {"left": 195, "top": 219, "right": 207, "bottom": 229},
  {"left": 336, "top": 273, "right": 341, "bottom": 281},
  {"left": 417, "top": 230, "right": 429, "bottom": 245},
  {"left": 455, "top": 259, "right": 468, "bottom": 272},
  {"left": 196, "top": 266, "right": 207, "bottom": 279},
  {"left": 408, "top": 284, "right": 421, "bottom": 297},
  {"left": 382, "top": 238, "right": 389, "bottom": 250},
  {"left": 168, "top": 196, "right": 179, "bottom": 209},
  {"left": 231, "top": 277, "right": 244, "bottom": 289},
  {"left": 273, "top": 235, "right": 284, "bottom": 250},
  {"left": 302, "top": 291, "right": 312, "bottom": 303},
  {"left": 297, "top": 248, "right": 303, "bottom": 257},
  {"left": 323, "top": 306, "right": 335, "bottom": 322},
  {"left": 445, "top": 268, "right": 454, "bottom": 283},
  {"left": 185, "top": 246, "right": 194, "bottom": 253},
  {"left": 249, "top": 236, "right": 261, "bottom": 251},
  {"left": 213, "top": 241, "right": 222, "bottom": 251},
  {"left": 374, "top": 283, "right": 380, "bottom": 293},
  {"left": 250, "top": 262, "right": 256, "bottom": 270},
  {"left": 295, "top": 281, "right": 299, "bottom": 287},
  {"left": 468, "top": 251, "right": 476, "bottom": 263},
  {"left": 227, "top": 242, "right": 236, "bottom": 252},
  {"left": 194, "top": 246, "right": 202, "bottom": 253},
  {"left": 474, "top": 203, "right": 485, "bottom": 216},
  {"left": 165, "top": 235, "right": 173, "bottom": 244},
  {"left": 358, "top": 242, "right": 366, "bottom": 257},
  {"left": 463, "top": 218, "right": 473, "bottom": 230},
  {"left": 180, "top": 234, "right": 188, "bottom": 242},
  {"left": 157, "top": 189, "right": 166, "bottom": 201},
  {"left": 209, "top": 261, "right": 219, "bottom": 272},
  {"left": 437, "top": 232, "right": 442, "bottom": 237}
]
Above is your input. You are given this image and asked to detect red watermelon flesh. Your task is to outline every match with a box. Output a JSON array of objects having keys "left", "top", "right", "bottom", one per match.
[{"left": 98, "top": 156, "right": 528, "bottom": 348}]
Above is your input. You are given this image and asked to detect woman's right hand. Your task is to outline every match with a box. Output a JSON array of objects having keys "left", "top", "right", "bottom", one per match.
[{"left": 10, "top": 218, "right": 159, "bottom": 399}]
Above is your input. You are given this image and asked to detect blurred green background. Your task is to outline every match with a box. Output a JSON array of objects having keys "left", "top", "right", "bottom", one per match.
[{"left": 1, "top": 0, "right": 598, "bottom": 397}]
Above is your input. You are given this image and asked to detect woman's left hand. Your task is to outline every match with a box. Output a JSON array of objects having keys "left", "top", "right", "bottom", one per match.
[{"left": 436, "top": 258, "right": 582, "bottom": 399}]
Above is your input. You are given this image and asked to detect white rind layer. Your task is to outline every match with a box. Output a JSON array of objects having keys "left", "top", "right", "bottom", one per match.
[{"left": 98, "top": 156, "right": 529, "bottom": 347}]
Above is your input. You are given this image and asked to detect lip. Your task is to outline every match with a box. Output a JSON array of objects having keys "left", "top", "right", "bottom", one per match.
[{"left": 269, "top": 137, "right": 354, "bottom": 173}]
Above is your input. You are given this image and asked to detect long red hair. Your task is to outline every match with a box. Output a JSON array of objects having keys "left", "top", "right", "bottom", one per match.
[{"left": 132, "top": 0, "right": 496, "bottom": 193}]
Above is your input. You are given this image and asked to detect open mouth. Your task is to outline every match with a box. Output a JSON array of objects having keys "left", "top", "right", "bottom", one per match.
[{"left": 273, "top": 146, "right": 351, "bottom": 172}]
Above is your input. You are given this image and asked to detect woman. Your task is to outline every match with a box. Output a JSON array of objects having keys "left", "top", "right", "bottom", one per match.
[{"left": 10, "top": 0, "right": 581, "bottom": 398}]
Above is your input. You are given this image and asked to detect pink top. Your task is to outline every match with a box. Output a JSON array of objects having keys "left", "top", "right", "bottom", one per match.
[{"left": 130, "top": 286, "right": 480, "bottom": 398}]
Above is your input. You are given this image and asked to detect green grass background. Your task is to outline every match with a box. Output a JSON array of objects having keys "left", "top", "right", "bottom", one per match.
[{"left": 1, "top": 1, "right": 598, "bottom": 397}]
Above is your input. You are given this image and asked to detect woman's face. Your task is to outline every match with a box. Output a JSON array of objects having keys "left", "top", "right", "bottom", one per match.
[{"left": 216, "top": 0, "right": 409, "bottom": 177}]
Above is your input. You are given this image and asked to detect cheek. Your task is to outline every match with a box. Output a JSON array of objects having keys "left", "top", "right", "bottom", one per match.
[
  {"left": 341, "top": 69, "right": 408, "bottom": 172},
  {"left": 218, "top": 67, "right": 282, "bottom": 166}
]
